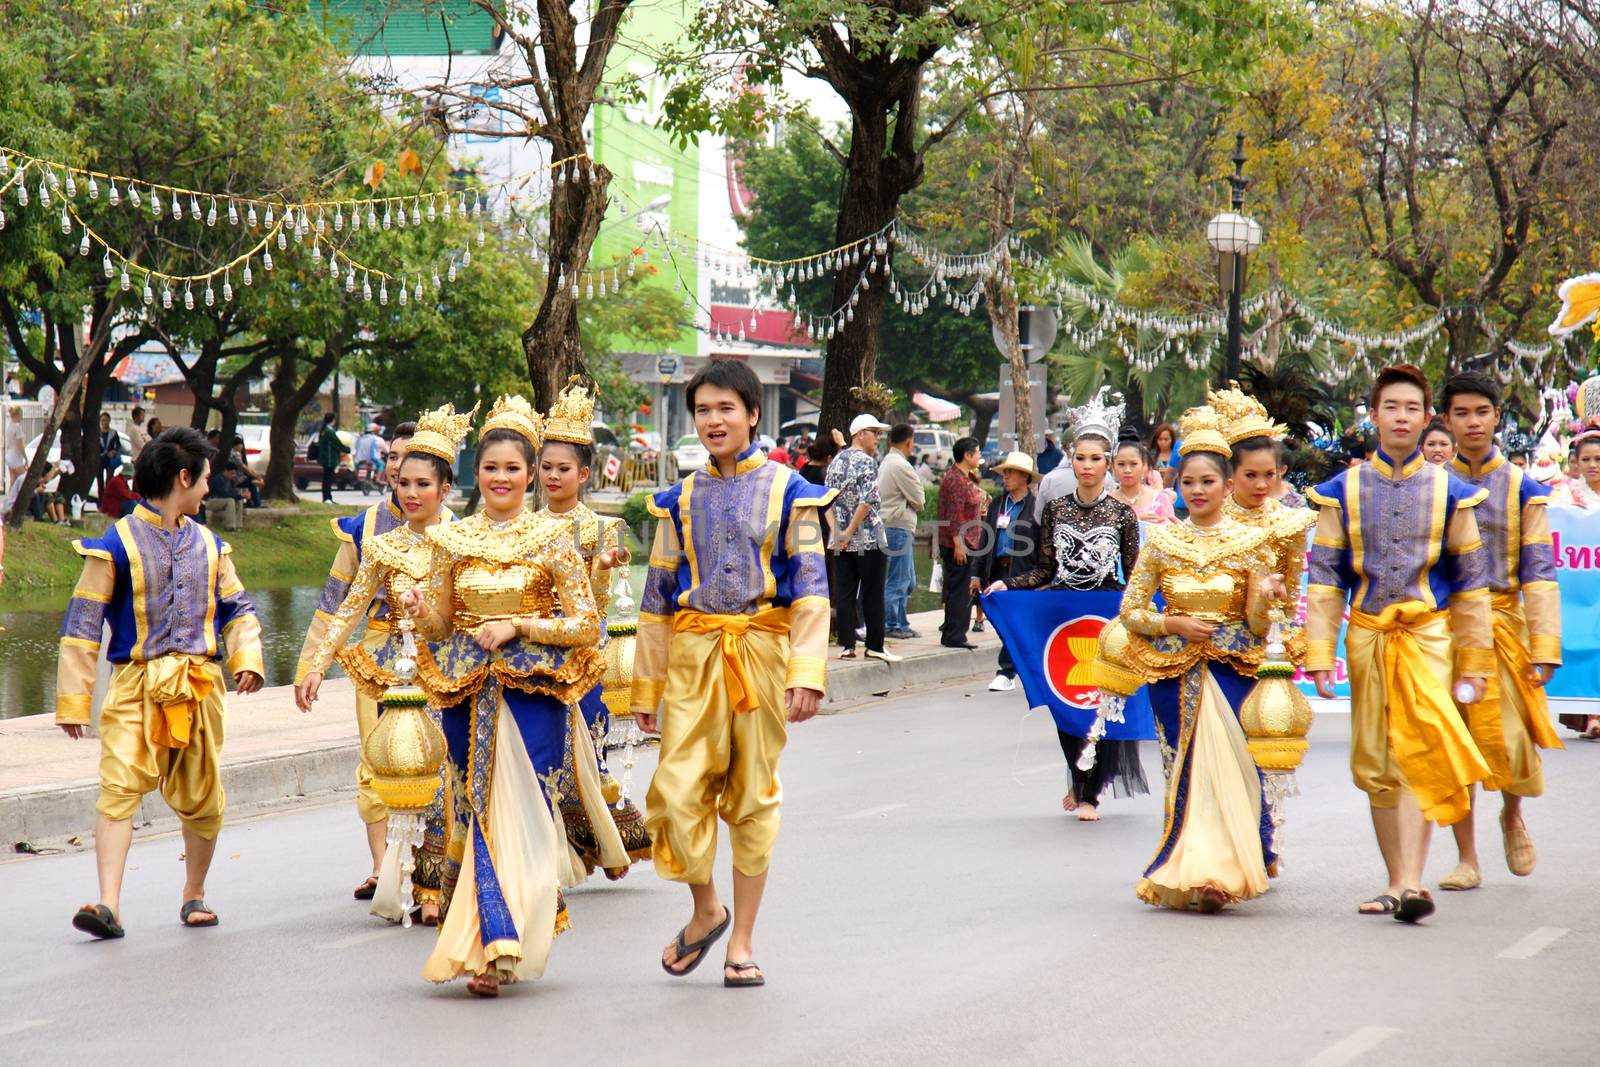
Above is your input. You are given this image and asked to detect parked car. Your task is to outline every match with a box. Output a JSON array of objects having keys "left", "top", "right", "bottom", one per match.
[
  {"left": 911, "top": 427, "right": 958, "bottom": 472},
  {"left": 671, "top": 433, "right": 708, "bottom": 476},
  {"left": 293, "top": 428, "right": 358, "bottom": 491},
  {"left": 236, "top": 419, "right": 272, "bottom": 476}
]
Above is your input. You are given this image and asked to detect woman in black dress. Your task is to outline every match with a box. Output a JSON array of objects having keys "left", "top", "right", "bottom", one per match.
[{"left": 990, "top": 427, "right": 1148, "bottom": 820}]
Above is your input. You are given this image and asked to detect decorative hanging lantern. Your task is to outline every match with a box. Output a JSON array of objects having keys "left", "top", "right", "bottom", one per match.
[
  {"left": 601, "top": 568, "right": 649, "bottom": 806},
  {"left": 1236, "top": 605, "right": 1314, "bottom": 850}
]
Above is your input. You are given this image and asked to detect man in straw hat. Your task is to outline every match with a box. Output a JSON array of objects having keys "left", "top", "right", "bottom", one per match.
[
  {"left": 825, "top": 413, "right": 902, "bottom": 663},
  {"left": 972, "top": 451, "right": 1040, "bottom": 692},
  {"left": 1306, "top": 364, "right": 1494, "bottom": 925}
]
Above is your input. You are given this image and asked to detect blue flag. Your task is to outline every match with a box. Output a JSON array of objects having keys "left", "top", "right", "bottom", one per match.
[{"left": 982, "top": 589, "right": 1156, "bottom": 740}]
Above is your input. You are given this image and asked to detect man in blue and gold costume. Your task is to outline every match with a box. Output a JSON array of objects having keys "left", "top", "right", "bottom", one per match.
[
  {"left": 633, "top": 359, "right": 834, "bottom": 989},
  {"left": 1306, "top": 364, "right": 1494, "bottom": 925},
  {"left": 295, "top": 420, "right": 417, "bottom": 903},
  {"left": 1439, "top": 372, "right": 1563, "bottom": 890},
  {"left": 58, "top": 427, "right": 263, "bottom": 940}
]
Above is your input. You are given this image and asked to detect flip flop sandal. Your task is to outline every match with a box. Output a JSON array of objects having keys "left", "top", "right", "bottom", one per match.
[
  {"left": 353, "top": 877, "right": 379, "bottom": 901},
  {"left": 724, "top": 960, "right": 766, "bottom": 988},
  {"left": 1395, "top": 890, "right": 1435, "bottom": 924},
  {"left": 661, "top": 907, "right": 731, "bottom": 978},
  {"left": 72, "top": 904, "right": 125, "bottom": 940},
  {"left": 180, "top": 899, "right": 219, "bottom": 928},
  {"left": 1358, "top": 894, "right": 1400, "bottom": 915}
]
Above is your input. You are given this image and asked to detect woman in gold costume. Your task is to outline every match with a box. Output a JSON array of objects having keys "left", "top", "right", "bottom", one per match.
[
  {"left": 400, "top": 395, "right": 603, "bottom": 997},
  {"left": 1209, "top": 383, "right": 1316, "bottom": 591},
  {"left": 296, "top": 403, "right": 474, "bottom": 925},
  {"left": 1111, "top": 407, "right": 1289, "bottom": 913},
  {"left": 533, "top": 379, "right": 651, "bottom": 880}
]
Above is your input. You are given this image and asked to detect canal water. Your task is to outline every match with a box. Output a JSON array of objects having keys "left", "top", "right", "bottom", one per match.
[{"left": 0, "top": 550, "right": 946, "bottom": 719}]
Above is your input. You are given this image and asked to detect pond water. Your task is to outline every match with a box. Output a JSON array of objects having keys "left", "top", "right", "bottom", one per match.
[{"left": 0, "top": 547, "right": 947, "bottom": 719}]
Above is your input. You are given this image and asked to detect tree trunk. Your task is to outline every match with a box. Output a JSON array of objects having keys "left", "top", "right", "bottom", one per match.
[
  {"left": 262, "top": 341, "right": 342, "bottom": 502},
  {"left": 5, "top": 336, "right": 97, "bottom": 528},
  {"left": 1443, "top": 307, "right": 1480, "bottom": 375},
  {"left": 522, "top": 162, "right": 612, "bottom": 410}
]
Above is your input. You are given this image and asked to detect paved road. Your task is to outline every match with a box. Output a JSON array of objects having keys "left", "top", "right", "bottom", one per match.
[{"left": 3, "top": 683, "right": 1597, "bottom": 1065}]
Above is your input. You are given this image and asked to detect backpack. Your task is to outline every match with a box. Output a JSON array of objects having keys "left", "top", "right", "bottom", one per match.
[{"left": 306, "top": 436, "right": 317, "bottom": 462}]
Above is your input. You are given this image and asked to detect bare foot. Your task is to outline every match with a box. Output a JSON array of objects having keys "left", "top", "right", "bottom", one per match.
[
  {"left": 1196, "top": 887, "right": 1228, "bottom": 914},
  {"left": 1061, "top": 789, "right": 1078, "bottom": 813},
  {"left": 1076, "top": 803, "right": 1100, "bottom": 822},
  {"left": 419, "top": 902, "right": 441, "bottom": 926},
  {"left": 466, "top": 974, "right": 500, "bottom": 998},
  {"left": 603, "top": 866, "right": 629, "bottom": 882}
]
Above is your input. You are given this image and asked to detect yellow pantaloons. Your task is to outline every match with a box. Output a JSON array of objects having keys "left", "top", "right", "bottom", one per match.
[
  {"left": 1345, "top": 604, "right": 1491, "bottom": 825},
  {"left": 645, "top": 621, "right": 790, "bottom": 884},
  {"left": 97, "top": 655, "right": 228, "bottom": 839},
  {"left": 1475, "top": 596, "right": 1564, "bottom": 797},
  {"left": 353, "top": 628, "right": 389, "bottom": 825}
]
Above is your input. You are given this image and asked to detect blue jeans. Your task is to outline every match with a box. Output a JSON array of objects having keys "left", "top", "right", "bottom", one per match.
[{"left": 883, "top": 526, "right": 915, "bottom": 631}]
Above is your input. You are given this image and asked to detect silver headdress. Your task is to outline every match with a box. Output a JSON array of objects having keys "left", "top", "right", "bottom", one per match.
[{"left": 1067, "top": 390, "right": 1124, "bottom": 445}]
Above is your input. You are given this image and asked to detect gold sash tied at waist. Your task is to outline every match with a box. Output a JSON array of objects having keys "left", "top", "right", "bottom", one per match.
[
  {"left": 143, "top": 653, "right": 218, "bottom": 751},
  {"left": 673, "top": 607, "right": 791, "bottom": 713},
  {"left": 1349, "top": 603, "right": 1490, "bottom": 825},
  {"left": 1489, "top": 592, "right": 1563, "bottom": 756}
]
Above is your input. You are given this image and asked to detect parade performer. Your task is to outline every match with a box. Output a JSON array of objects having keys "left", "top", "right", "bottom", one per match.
[
  {"left": 1439, "top": 374, "right": 1563, "bottom": 888},
  {"left": 533, "top": 379, "right": 651, "bottom": 880},
  {"left": 634, "top": 359, "right": 834, "bottom": 989},
  {"left": 1306, "top": 364, "right": 1494, "bottom": 924},
  {"left": 1109, "top": 440, "right": 1176, "bottom": 524},
  {"left": 295, "top": 406, "right": 472, "bottom": 925},
  {"left": 58, "top": 428, "right": 263, "bottom": 939},
  {"left": 1548, "top": 427, "right": 1600, "bottom": 509},
  {"left": 295, "top": 420, "right": 418, "bottom": 903},
  {"left": 399, "top": 394, "right": 603, "bottom": 997},
  {"left": 1108, "top": 407, "right": 1288, "bottom": 912},
  {"left": 1268, "top": 442, "right": 1306, "bottom": 509},
  {"left": 1209, "top": 384, "right": 1317, "bottom": 595},
  {"left": 996, "top": 407, "right": 1147, "bottom": 820}
]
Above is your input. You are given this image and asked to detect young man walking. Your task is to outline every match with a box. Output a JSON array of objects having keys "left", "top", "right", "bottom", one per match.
[
  {"left": 826, "top": 413, "right": 901, "bottom": 663},
  {"left": 1307, "top": 365, "right": 1494, "bottom": 924},
  {"left": 1440, "top": 373, "right": 1563, "bottom": 889},
  {"left": 315, "top": 412, "right": 349, "bottom": 503},
  {"left": 878, "top": 423, "right": 925, "bottom": 640},
  {"left": 58, "top": 427, "right": 263, "bottom": 939},
  {"left": 635, "top": 359, "right": 834, "bottom": 987},
  {"left": 937, "top": 437, "right": 986, "bottom": 649}
]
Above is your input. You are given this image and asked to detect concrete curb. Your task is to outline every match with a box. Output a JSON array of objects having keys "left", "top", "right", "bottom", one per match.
[{"left": 3, "top": 645, "right": 999, "bottom": 847}]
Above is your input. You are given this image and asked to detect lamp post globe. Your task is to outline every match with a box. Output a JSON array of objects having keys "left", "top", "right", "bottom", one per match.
[{"left": 1207, "top": 134, "right": 1261, "bottom": 386}]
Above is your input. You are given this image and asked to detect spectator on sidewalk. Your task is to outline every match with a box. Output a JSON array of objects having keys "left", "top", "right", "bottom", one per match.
[
  {"left": 37, "top": 457, "right": 73, "bottom": 525},
  {"left": 315, "top": 413, "right": 348, "bottom": 503},
  {"left": 878, "top": 423, "right": 926, "bottom": 640},
  {"left": 354, "top": 421, "right": 385, "bottom": 478},
  {"left": 99, "top": 462, "right": 141, "bottom": 517},
  {"left": 972, "top": 452, "right": 1040, "bottom": 691},
  {"left": 228, "top": 435, "right": 265, "bottom": 508},
  {"left": 1034, "top": 451, "right": 1078, "bottom": 521},
  {"left": 126, "top": 406, "right": 150, "bottom": 459},
  {"left": 1037, "top": 431, "right": 1063, "bottom": 476},
  {"left": 97, "top": 413, "right": 123, "bottom": 499},
  {"left": 937, "top": 437, "right": 987, "bottom": 649},
  {"left": 826, "top": 414, "right": 900, "bottom": 663}
]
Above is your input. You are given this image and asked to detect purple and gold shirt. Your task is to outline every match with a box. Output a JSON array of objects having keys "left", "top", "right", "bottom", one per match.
[
  {"left": 57, "top": 503, "right": 262, "bottom": 722},
  {"left": 634, "top": 444, "right": 836, "bottom": 708}
]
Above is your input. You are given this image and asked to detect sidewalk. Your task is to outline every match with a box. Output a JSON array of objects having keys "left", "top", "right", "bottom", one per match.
[{"left": 0, "top": 608, "right": 998, "bottom": 846}]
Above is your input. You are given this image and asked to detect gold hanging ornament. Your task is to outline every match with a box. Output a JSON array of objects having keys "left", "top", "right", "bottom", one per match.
[{"left": 1236, "top": 601, "right": 1315, "bottom": 851}]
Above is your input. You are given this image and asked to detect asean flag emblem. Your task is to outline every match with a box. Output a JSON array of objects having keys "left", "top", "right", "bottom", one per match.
[{"left": 1043, "top": 615, "right": 1109, "bottom": 709}]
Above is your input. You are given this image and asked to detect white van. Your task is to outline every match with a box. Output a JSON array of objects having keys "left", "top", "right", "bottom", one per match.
[{"left": 911, "top": 427, "right": 957, "bottom": 472}]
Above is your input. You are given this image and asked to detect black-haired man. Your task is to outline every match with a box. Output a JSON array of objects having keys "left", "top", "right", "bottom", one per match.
[{"left": 937, "top": 437, "right": 986, "bottom": 648}]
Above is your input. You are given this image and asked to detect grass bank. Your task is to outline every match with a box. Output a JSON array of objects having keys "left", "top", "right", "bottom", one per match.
[{"left": 1, "top": 503, "right": 356, "bottom": 599}]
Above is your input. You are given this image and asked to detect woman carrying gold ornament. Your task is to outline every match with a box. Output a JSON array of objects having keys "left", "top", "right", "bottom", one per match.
[
  {"left": 399, "top": 395, "right": 602, "bottom": 997},
  {"left": 1209, "top": 384, "right": 1317, "bottom": 601},
  {"left": 533, "top": 379, "right": 652, "bottom": 880},
  {"left": 296, "top": 404, "right": 472, "bottom": 926},
  {"left": 1111, "top": 407, "right": 1288, "bottom": 913}
]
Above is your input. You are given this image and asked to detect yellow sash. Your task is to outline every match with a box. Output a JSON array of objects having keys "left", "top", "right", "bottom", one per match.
[
  {"left": 144, "top": 653, "right": 217, "bottom": 750},
  {"left": 673, "top": 606, "right": 791, "bottom": 713},
  {"left": 1489, "top": 593, "right": 1564, "bottom": 756},
  {"left": 1349, "top": 604, "right": 1490, "bottom": 825}
]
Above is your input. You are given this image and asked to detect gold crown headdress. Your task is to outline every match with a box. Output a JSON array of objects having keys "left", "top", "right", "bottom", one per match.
[
  {"left": 544, "top": 376, "right": 596, "bottom": 446},
  {"left": 1177, "top": 405, "right": 1232, "bottom": 458},
  {"left": 481, "top": 394, "right": 543, "bottom": 446},
  {"left": 1207, "top": 381, "right": 1288, "bottom": 445},
  {"left": 406, "top": 402, "right": 478, "bottom": 463}
]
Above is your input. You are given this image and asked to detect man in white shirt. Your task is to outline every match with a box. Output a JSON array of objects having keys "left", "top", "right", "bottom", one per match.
[
  {"left": 126, "top": 406, "right": 150, "bottom": 459},
  {"left": 877, "top": 423, "right": 927, "bottom": 639},
  {"left": 1033, "top": 460, "right": 1077, "bottom": 522}
]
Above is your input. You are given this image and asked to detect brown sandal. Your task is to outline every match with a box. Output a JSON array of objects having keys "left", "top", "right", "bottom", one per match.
[{"left": 353, "top": 877, "right": 379, "bottom": 901}]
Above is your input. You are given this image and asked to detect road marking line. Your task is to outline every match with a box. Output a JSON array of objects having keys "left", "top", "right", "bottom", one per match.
[
  {"left": 841, "top": 803, "right": 909, "bottom": 820},
  {"left": 323, "top": 927, "right": 398, "bottom": 949},
  {"left": 1304, "top": 1026, "right": 1401, "bottom": 1067},
  {"left": 0, "top": 1020, "right": 50, "bottom": 1039},
  {"left": 1497, "top": 926, "right": 1569, "bottom": 960}
]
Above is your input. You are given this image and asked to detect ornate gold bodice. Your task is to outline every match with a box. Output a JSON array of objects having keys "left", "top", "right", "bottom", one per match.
[
  {"left": 1122, "top": 518, "right": 1276, "bottom": 634},
  {"left": 533, "top": 502, "right": 624, "bottom": 614},
  {"left": 1224, "top": 495, "right": 1315, "bottom": 589},
  {"left": 421, "top": 510, "right": 599, "bottom": 648},
  {"left": 306, "top": 523, "right": 439, "bottom": 677}
]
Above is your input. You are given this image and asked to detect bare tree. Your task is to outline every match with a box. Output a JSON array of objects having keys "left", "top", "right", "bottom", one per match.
[{"left": 415, "top": 0, "right": 635, "bottom": 410}]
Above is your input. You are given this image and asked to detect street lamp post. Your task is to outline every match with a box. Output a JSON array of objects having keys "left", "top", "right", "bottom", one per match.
[{"left": 1206, "top": 133, "right": 1262, "bottom": 386}]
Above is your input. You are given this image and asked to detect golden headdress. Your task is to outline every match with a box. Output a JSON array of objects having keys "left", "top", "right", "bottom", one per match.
[
  {"left": 1177, "top": 405, "right": 1232, "bottom": 458},
  {"left": 481, "top": 394, "right": 543, "bottom": 447},
  {"left": 544, "top": 376, "right": 595, "bottom": 446},
  {"left": 1207, "top": 381, "right": 1287, "bottom": 445},
  {"left": 406, "top": 402, "right": 478, "bottom": 463}
]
